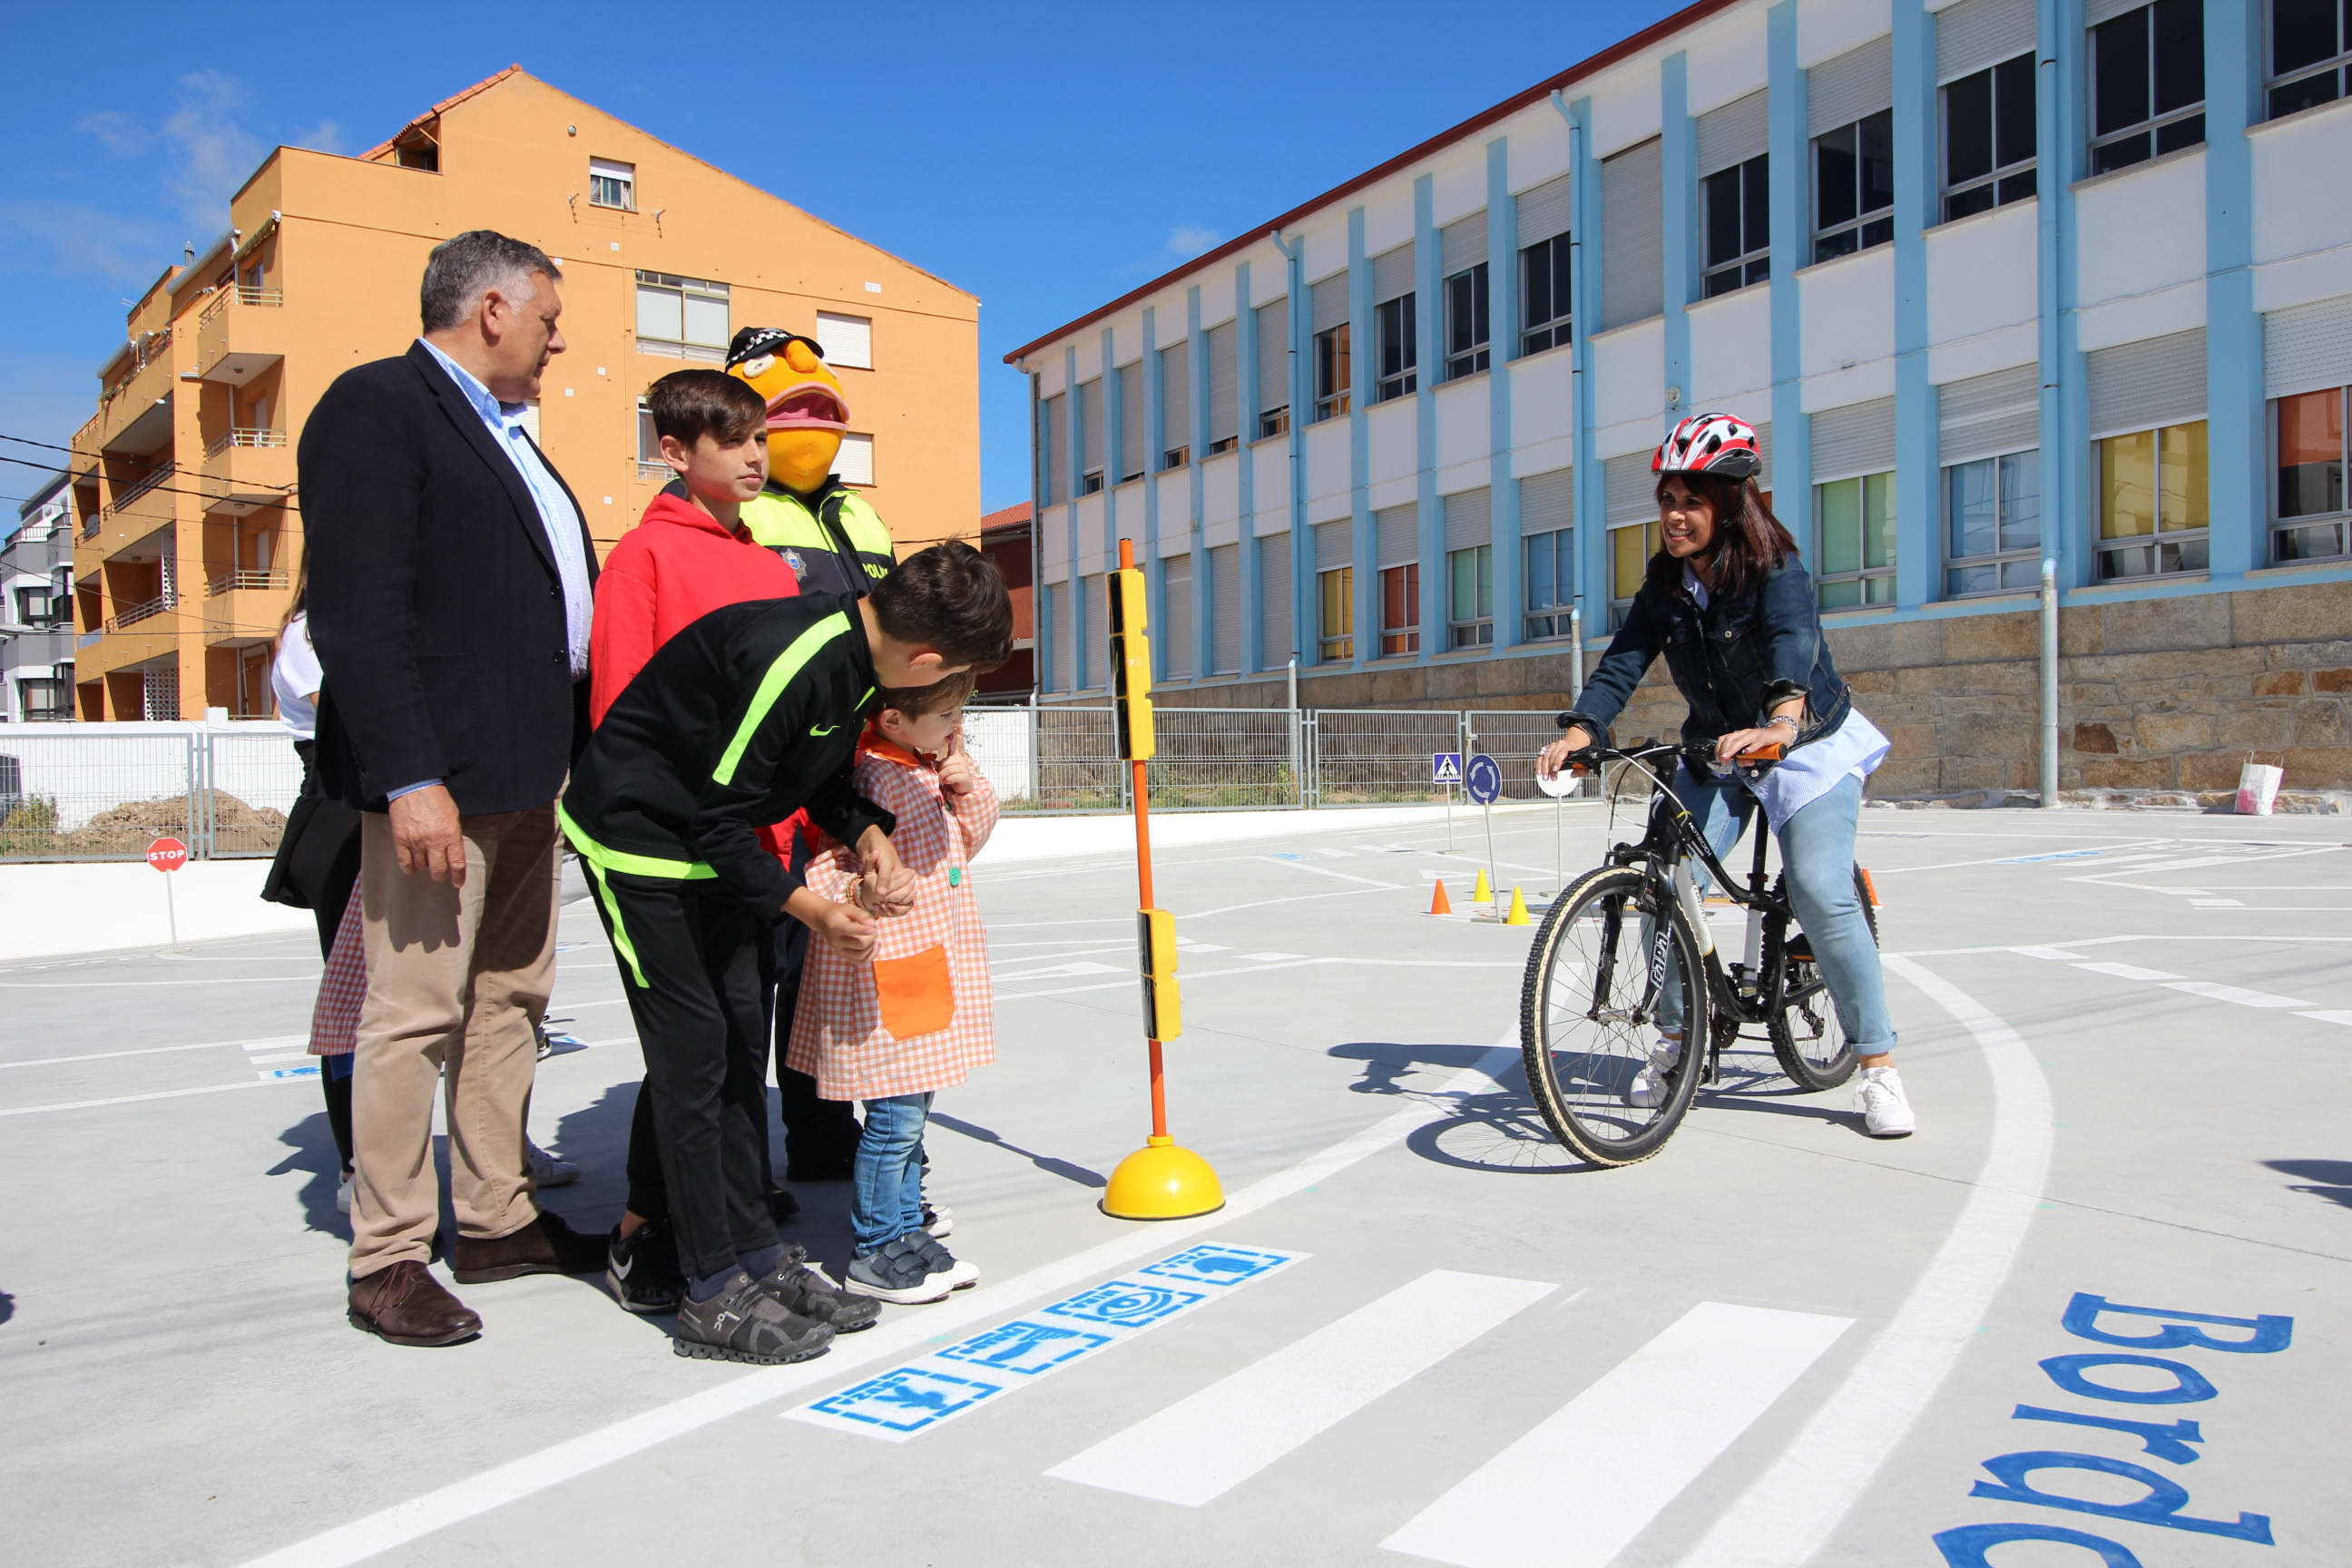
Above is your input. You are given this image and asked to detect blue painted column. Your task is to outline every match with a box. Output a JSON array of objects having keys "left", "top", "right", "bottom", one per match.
[
  {"left": 1661, "top": 52, "right": 1694, "bottom": 423},
  {"left": 1414, "top": 175, "right": 1444, "bottom": 661},
  {"left": 1063, "top": 345, "right": 1087, "bottom": 685},
  {"left": 1766, "top": 4, "right": 1813, "bottom": 577},
  {"left": 1485, "top": 136, "right": 1524, "bottom": 652},
  {"left": 1029, "top": 370, "right": 1052, "bottom": 691},
  {"left": 1235, "top": 260, "right": 1260, "bottom": 677},
  {"left": 1563, "top": 93, "right": 1606, "bottom": 644},
  {"left": 1142, "top": 305, "right": 1165, "bottom": 678},
  {"left": 1276, "top": 230, "right": 1313, "bottom": 673},
  {"left": 1892, "top": 2, "right": 1937, "bottom": 610},
  {"left": 1348, "top": 207, "right": 1375, "bottom": 670},
  {"left": 2043, "top": 0, "right": 2090, "bottom": 589},
  {"left": 2202, "top": 0, "right": 2262, "bottom": 583},
  {"left": 1188, "top": 284, "right": 1210, "bottom": 680}
]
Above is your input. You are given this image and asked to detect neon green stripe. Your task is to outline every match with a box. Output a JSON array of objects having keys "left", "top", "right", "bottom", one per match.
[
  {"left": 712, "top": 612, "right": 849, "bottom": 786},
  {"left": 577, "top": 858, "right": 647, "bottom": 989},
  {"left": 556, "top": 802, "right": 716, "bottom": 881}
]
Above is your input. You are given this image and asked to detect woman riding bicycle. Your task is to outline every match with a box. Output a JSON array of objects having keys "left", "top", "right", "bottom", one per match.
[{"left": 1535, "top": 411, "right": 1914, "bottom": 1138}]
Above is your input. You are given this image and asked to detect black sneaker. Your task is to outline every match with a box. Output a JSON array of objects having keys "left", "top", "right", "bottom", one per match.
[
  {"left": 765, "top": 1188, "right": 801, "bottom": 1225},
  {"left": 672, "top": 1270, "right": 834, "bottom": 1365},
  {"left": 843, "top": 1237, "right": 952, "bottom": 1305},
  {"left": 750, "top": 1243, "right": 881, "bottom": 1333},
  {"left": 607, "top": 1220, "right": 684, "bottom": 1315}
]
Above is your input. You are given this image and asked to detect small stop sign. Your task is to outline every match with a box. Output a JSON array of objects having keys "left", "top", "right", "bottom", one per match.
[{"left": 147, "top": 836, "right": 190, "bottom": 873}]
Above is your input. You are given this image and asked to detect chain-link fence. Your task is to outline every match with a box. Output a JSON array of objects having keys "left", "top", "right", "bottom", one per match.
[
  {"left": 1307, "top": 709, "right": 1465, "bottom": 807},
  {"left": 202, "top": 729, "right": 307, "bottom": 857},
  {"left": 0, "top": 731, "right": 204, "bottom": 861},
  {"left": 1151, "top": 708, "right": 1303, "bottom": 810},
  {"left": 1465, "top": 709, "right": 1580, "bottom": 802}
]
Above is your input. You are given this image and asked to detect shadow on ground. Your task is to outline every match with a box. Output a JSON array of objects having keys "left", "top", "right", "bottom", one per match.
[{"left": 2266, "top": 1158, "right": 2352, "bottom": 1210}]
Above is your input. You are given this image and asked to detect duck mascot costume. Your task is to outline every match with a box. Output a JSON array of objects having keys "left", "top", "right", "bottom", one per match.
[{"left": 723, "top": 326, "right": 896, "bottom": 599}]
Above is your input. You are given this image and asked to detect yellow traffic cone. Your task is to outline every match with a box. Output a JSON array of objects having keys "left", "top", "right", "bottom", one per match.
[
  {"left": 1471, "top": 868, "right": 1494, "bottom": 904},
  {"left": 1504, "top": 887, "right": 1531, "bottom": 926},
  {"left": 1429, "top": 879, "right": 1453, "bottom": 916}
]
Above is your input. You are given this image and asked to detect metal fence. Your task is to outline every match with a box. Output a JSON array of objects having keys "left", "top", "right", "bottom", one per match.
[{"left": 0, "top": 706, "right": 1581, "bottom": 860}]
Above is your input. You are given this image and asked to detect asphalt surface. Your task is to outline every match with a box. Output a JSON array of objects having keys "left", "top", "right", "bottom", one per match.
[{"left": 2, "top": 800, "right": 2345, "bottom": 1567}]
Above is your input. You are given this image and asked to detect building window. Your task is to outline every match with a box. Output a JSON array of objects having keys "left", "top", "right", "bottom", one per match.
[
  {"left": 2273, "top": 385, "right": 2348, "bottom": 562},
  {"left": 13, "top": 584, "right": 56, "bottom": 628},
  {"left": 1523, "top": 530, "right": 1574, "bottom": 640},
  {"left": 589, "top": 157, "right": 637, "bottom": 211},
  {"left": 1944, "top": 54, "right": 2039, "bottom": 220},
  {"left": 1443, "top": 263, "right": 1490, "bottom": 381},
  {"left": 1702, "top": 153, "right": 1770, "bottom": 297},
  {"left": 1161, "top": 443, "right": 1190, "bottom": 471},
  {"left": 634, "top": 271, "right": 730, "bottom": 361},
  {"left": 1814, "top": 112, "right": 1895, "bottom": 261},
  {"left": 1817, "top": 472, "right": 1897, "bottom": 607},
  {"left": 1446, "top": 544, "right": 1493, "bottom": 649},
  {"left": 1314, "top": 324, "right": 1352, "bottom": 421},
  {"left": 1260, "top": 407, "right": 1290, "bottom": 439},
  {"left": 2098, "top": 419, "right": 2208, "bottom": 578},
  {"left": 635, "top": 399, "right": 665, "bottom": 479},
  {"left": 1378, "top": 563, "right": 1420, "bottom": 655},
  {"left": 837, "top": 432, "right": 876, "bottom": 488},
  {"left": 1519, "top": 235, "right": 1573, "bottom": 357},
  {"left": 2270, "top": 0, "right": 2352, "bottom": 117},
  {"left": 1318, "top": 566, "right": 1355, "bottom": 662},
  {"left": 18, "top": 677, "right": 70, "bottom": 722},
  {"left": 2090, "top": 0, "right": 2206, "bottom": 175},
  {"left": 1609, "top": 520, "right": 1660, "bottom": 628},
  {"left": 1207, "top": 436, "right": 1239, "bottom": 457},
  {"left": 1373, "top": 294, "right": 1417, "bottom": 403},
  {"left": 1945, "top": 450, "right": 2043, "bottom": 596}
]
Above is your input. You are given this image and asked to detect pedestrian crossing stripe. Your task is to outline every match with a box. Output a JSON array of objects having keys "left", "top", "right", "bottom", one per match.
[{"left": 787, "top": 1244, "right": 1303, "bottom": 1443}]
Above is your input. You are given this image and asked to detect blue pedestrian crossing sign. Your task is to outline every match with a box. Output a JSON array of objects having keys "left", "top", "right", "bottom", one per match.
[
  {"left": 1432, "top": 752, "right": 1465, "bottom": 787},
  {"left": 1465, "top": 753, "right": 1503, "bottom": 805}
]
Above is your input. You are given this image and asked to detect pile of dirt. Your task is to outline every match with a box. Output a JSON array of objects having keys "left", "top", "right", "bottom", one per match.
[{"left": 5, "top": 789, "right": 288, "bottom": 860}]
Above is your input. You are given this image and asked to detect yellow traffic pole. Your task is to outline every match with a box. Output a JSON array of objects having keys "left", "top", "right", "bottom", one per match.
[{"left": 1100, "top": 536, "right": 1225, "bottom": 1220}]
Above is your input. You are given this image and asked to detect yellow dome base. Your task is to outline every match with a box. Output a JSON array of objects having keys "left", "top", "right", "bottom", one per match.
[{"left": 1099, "top": 1135, "right": 1226, "bottom": 1220}]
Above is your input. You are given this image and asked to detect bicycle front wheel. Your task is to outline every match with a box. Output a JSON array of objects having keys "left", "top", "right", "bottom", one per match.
[{"left": 1519, "top": 865, "right": 1710, "bottom": 1168}]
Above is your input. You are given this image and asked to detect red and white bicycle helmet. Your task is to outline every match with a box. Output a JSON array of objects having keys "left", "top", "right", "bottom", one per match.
[{"left": 1652, "top": 410, "right": 1762, "bottom": 481}]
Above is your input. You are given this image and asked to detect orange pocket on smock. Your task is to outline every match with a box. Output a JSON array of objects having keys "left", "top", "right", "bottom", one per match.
[{"left": 873, "top": 944, "right": 955, "bottom": 1039}]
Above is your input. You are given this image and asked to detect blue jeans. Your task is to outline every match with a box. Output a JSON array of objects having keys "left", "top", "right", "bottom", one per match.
[
  {"left": 1655, "top": 769, "right": 1896, "bottom": 1054},
  {"left": 851, "top": 1092, "right": 933, "bottom": 1254}
]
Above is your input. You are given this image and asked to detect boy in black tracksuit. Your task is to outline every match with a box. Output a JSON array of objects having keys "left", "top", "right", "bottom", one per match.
[{"left": 562, "top": 543, "right": 1011, "bottom": 1364}]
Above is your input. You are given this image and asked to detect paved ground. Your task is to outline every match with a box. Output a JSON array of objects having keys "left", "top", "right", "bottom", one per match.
[{"left": 2, "top": 801, "right": 2346, "bottom": 1567}]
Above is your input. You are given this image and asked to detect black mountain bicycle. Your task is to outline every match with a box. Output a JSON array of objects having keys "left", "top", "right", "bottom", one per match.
[{"left": 1517, "top": 739, "right": 1879, "bottom": 1167}]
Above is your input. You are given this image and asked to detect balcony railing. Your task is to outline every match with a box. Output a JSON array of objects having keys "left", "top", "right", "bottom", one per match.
[
  {"left": 200, "top": 286, "right": 284, "bottom": 326},
  {"left": 99, "top": 464, "right": 179, "bottom": 521},
  {"left": 206, "top": 570, "right": 289, "bottom": 597},
  {"left": 100, "top": 328, "right": 174, "bottom": 403},
  {"left": 203, "top": 428, "right": 287, "bottom": 459},
  {"left": 103, "top": 590, "right": 179, "bottom": 632}
]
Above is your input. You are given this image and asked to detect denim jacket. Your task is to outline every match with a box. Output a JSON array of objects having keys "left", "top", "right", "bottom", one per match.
[{"left": 1560, "top": 556, "right": 1851, "bottom": 751}]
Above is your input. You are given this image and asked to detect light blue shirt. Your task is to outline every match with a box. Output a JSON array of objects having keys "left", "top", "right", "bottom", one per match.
[
  {"left": 387, "top": 340, "right": 595, "bottom": 801},
  {"left": 1688, "top": 569, "right": 1889, "bottom": 829}
]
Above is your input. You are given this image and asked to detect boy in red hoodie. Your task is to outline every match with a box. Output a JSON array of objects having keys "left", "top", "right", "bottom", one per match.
[{"left": 589, "top": 370, "right": 872, "bottom": 1334}]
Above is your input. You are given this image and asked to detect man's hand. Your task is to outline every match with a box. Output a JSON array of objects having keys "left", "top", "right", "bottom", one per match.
[
  {"left": 387, "top": 785, "right": 466, "bottom": 885},
  {"left": 808, "top": 900, "right": 877, "bottom": 961},
  {"left": 1536, "top": 726, "right": 1597, "bottom": 782},
  {"left": 936, "top": 727, "right": 978, "bottom": 799},
  {"left": 857, "top": 826, "right": 916, "bottom": 917}
]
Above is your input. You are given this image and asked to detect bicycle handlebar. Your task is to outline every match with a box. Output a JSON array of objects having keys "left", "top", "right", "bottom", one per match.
[{"left": 1559, "top": 737, "right": 1782, "bottom": 778}]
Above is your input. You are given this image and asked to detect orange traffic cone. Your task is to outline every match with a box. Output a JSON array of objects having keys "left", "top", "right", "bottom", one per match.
[{"left": 1429, "top": 879, "right": 1453, "bottom": 916}]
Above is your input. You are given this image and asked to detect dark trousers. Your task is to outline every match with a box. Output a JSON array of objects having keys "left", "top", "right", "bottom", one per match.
[
  {"left": 773, "top": 912, "right": 863, "bottom": 1171},
  {"left": 593, "top": 872, "right": 779, "bottom": 1282}
]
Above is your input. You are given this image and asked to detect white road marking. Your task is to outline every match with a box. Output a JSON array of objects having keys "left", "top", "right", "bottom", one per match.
[
  {"left": 2161, "top": 980, "right": 2314, "bottom": 1009},
  {"left": 1382, "top": 1302, "right": 1852, "bottom": 1568},
  {"left": 1243, "top": 951, "right": 1305, "bottom": 962},
  {"left": 998, "top": 956, "right": 1523, "bottom": 1004},
  {"left": 991, "top": 961, "right": 1128, "bottom": 984},
  {"left": 2072, "top": 961, "right": 2183, "bottom": 981},
  {"left": 226, "top": 1034, "right": 1526, "bottom": 1568},
  {"left": 2298, "top": 1010, "right": 2352, "bottom": 1027},
  {"left": 2190, "top": 897, "right": 2246, "bottom": 906},
  {"left": 2009, "top": 946, "right": 2082, "bottom": 961},
  {"left": 247, "top": 1053, "right": 315, "bottom": 1066},
  {"left": 0, "top": 1079, "right": 296, "bottom": 1117},
  {"left": 1676, "top": 955, "right": 2053, "bottom": 1568},
  {"left": 0, "top": 1035, "right": 301, "bottom": 1071},
  {"left": 1050, "top": 1269, "right": 1560, "bottom": 1507},
  {"left": 1257, "top": 855, "right": 1401, "bottom": 889}
]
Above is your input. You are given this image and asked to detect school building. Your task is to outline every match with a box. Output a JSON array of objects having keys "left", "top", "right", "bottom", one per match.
[
  {"left": 1008, "top": 0, "right": 2352, "bottom": 796},
  {"left": 67, "top": 66, "right": 978, "bottom": 722}
]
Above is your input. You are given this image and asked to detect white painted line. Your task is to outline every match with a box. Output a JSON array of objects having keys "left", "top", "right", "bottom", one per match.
[
  {"left": 1257, "top": 855, "right": 1401, "bottom": 889},
  {"left": 0, "top": 1077, "right": 298, "bottom": 1118},
  {"left": 1050, "top": 1269, "right": 1560, "bottom": 1507},
  {"left": 2190, "top": 897, "right": 2245, "bottom": 906},
  {"left": 1243, "top": 951, "right": 1306, "bottom": 962},
  {"left": 228, "top": 1034, "right": 1526, "bottom": 1568},
  {"left": 0, "top": 1035, "right": 302, "bottom": 1071},
  {"left": 2297, "top": 1010, "right": 2352, "bottom": 1027},
  {"left": 247, "top": 1052, "right": 315, "bottom": 1066},
  {"left": 1382, "top": 1302, "right": 1851, "bottom": 1568},
  {"left": 1676, "top": 955, "right": 2053, "bottom": 1568},
  {"left": 989, "top": 960, "right": 1127, "bottom": 984},
  {"left": 2008, "top": 946, "right": 2082, "bottom": 961},
  {"left": 2161, "top": 980, "right": 2314, "bottom": 1009},
  {"left": 2072, "top": 961, "right": 2184, "bottom": 981}
]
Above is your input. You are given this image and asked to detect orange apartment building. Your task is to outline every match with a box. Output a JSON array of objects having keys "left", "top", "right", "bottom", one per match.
[{"left": 68, "top": 65, "right": 980, "bottom": 720}]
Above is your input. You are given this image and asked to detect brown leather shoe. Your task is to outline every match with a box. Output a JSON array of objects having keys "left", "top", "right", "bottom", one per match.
[
  {"left": 348, "top": 1261, "right": 482, "bottom": 1347},
  {"left": 451, "top": 1210, "right": 608, "bottom": 1283}
]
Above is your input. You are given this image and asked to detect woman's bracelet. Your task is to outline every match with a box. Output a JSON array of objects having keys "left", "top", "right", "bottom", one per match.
[{"left": 1764, "top": 713, "right": 1799, "bottom": 734}]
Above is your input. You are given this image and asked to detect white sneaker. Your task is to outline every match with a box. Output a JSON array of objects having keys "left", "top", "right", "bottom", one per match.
[
  {"left": 335, "top": 1171, "right": 353, "bottom": 1215},
  {"left": 1625, "top": 1034, "right": 1683, "bottom": 1109},
  {"left": 1857, "top": 1065, "right": 1916, "bottom": 1138},
  {"left": 525, "top": 1140, "right": 581, "bottom": 1188},
  {"left": 922, "top": 1202, "right": 955, "bottom": 1240}
]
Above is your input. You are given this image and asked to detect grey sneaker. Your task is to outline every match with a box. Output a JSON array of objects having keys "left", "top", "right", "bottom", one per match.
[
  {"left": 909, "top": 1230, "right": 979, "bottom": 1291},
  {"left": 844, "top": 1237, "right": 952, "bottom": 1305},
  {"left": 671, "top": 1270, "right": 834, "bottom": 1365},
  {"left": 750, "top": 1243, "right": 881, "bottom": 1333}
]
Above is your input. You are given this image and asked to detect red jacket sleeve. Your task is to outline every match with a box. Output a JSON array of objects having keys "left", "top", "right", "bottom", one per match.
[{"left": 588, "top": 546, "right": 659, "bottom": 729}]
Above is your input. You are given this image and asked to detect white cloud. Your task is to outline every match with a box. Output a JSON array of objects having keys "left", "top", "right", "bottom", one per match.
[
  {"left": 289, "top": 120, "right": 346, "bottom": 156},
  {"left": 1166, "top": 223, "right": 1219, "bottom": 259},
  {"left": 160, "top": 71, "right": 266, "bottom": 239},
  {"left": 78, "top": 112, "right": 153, "bottom": 157},
  {"left": 0, "top": 202, "right": 164, "bottom": 282}
]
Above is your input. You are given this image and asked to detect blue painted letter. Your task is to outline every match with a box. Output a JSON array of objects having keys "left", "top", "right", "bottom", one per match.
[
  {"left": 1933, "top": 1522, "right": 2145, "bottom": 1567},
  {"left": 1969, "top": 1451, "right": 2273, "bottom": 1544},
  {"left": 2012, "top": 1405, "right": 2204, "bottom": 1465},
  {"left": 2061, "top": 1294, "right": 2292, "bottom": 1354},
  {"left": 2039, "top": 1353, "right": 2217, "bottom": 1406}
]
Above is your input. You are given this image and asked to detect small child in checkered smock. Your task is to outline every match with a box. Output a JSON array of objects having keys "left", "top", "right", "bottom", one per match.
[{"left": 789, "top": 673, "right": 997, "bottom": 1305}]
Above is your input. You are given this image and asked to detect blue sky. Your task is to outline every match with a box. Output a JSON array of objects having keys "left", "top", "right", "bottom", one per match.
[{"left": 0, "top": 0, "right": 1671, "bottom": 517}]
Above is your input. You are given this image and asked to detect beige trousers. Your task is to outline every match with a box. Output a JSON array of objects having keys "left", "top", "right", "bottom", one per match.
[{"left": 348, "top": 805, "right": 560, "bottom": 1279}]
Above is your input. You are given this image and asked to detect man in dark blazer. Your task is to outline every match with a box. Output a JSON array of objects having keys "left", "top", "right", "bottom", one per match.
[{"left": 304, "top": 230, "right": 605, "bottom": 1346}]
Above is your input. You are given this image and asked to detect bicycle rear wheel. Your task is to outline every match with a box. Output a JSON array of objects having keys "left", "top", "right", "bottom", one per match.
[
  {"left": 1519, "top": 865, "right": 1710, "bottom": 1168},
  {"left": 1767, "top": 865, "right": 1879, "bottom": 1091}
]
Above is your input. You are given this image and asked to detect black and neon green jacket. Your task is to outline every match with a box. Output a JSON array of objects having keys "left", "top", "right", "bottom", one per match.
[{"left": 559, "top": 593, "right": 890, "bottom": 919}]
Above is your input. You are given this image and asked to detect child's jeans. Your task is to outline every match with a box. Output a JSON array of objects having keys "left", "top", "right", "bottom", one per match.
[{"left": 852, "top": 1092, "right": 933, "bottom": 1254}]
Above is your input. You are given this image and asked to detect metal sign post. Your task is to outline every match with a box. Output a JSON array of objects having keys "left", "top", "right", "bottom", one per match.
[
  {"left": 146, "top": 835, "right": 189, "bottom": 949},
  {"left": 1431, "top": 752, "right": 1463, "bottom": 851},
  {"left": 1465, "top": 754, "right": 1502, "bottom": 913}
]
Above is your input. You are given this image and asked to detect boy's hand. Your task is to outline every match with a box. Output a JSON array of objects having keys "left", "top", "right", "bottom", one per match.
[
  {"left": 857, "top": 827, "right": 916, "bottom": 916},
  {"left": 809, "top": 900, "right": 877, "bottom": 961},
  {"left": 936, "top": 729, "right": 978, "bottom": 798}
]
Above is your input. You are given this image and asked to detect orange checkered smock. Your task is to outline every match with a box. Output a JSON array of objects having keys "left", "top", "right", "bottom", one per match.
[{"left": 787, "top": 736, "right": 999, "bottom": 1102}]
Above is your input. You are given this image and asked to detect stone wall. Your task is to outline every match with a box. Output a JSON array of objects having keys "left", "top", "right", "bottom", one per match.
[{"left": 1132, "top": 577, "right": 2352, "bottom": 794}]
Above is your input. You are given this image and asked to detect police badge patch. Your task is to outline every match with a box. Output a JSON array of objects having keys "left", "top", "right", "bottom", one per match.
[{"left": 784, "top": 549, "right": 808, "bottom": 576}]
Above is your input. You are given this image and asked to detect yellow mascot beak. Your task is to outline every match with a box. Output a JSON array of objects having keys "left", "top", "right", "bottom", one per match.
[{"left": 729, "top": 337, "right": 848, "bottom": 494}]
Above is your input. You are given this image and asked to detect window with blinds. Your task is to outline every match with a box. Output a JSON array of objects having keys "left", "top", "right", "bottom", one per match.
[
  {"left": 1441, "top": 213, "right": 1491, "bottom": 381},
  {"left": 1206, "top": 320, "right": 1239, "bottom": 454},
  {"left": 2088, "top": 0, "right": 2207, "bottom": 175},
  {"left": 1078, "top": 378, "right": 1104, "bottom": 494},
  {"left": 1443, "top": 487, "right": 1494, "bottom": 649},
  {"left": 1258, "top": 534, "right": 1294, "bottom": 665},
  {"left": 1521, "top": 466, "right": 1575, "bottom": 640},
  {"left": 1161, "top": 554, "right": 1196, "bottom": 677},
  {"left": 634, "top": 271, "right": 730, "bottom": 361},
  {"left": 1160, "top": 343, "right": 1191, "bottom": 468},
  {"left": 1809, "top": 40, "right": 1894, "bottom": 264},
  {"left": 2086, "top": 328, "right": 2206, "bottom": 437},
  {"left": 1601, "top": 138, "right": 1664, "bottom": 328},
  {"left": 1314, "top": 517, "right": 1354, "bottom": 662},
  {"left": 1515, "top": 174, "right": 1574, "bottom": 357},
  {"left": 1209, "top": 543, "right": 1240, "bottom": 672},
  {"left": 1043, "top": 582, "right": 1065, "bottom": 691},
  {"left": 1040, "top": 394, "right": 1065, "bottom": 506},
  {"left": 1374, "top": 502, "right": 1423, "bottom": 654},
  {"left": 837, "top": 432, "right": 876, "bottom": 487},
  {"left": 815, "top": 310, "right": 872, "bottom": 369},
  {"left": 1311, "top": 273, "right": 1351, "bottom": 422},
  {"left": 1117, "top": 361, "right": 1145, "bottom": 482},
  {"left": 1811, "top": 396, "right": 1897, "bottom": 481},
  {"left": 1256, "top": 298, "right": 1290, "bottom": 437},
  {"left": 1604, "top": 451, "right": 1658, "bottom": 622},
  {"left": 1372, "top": 244, "right": 1417, "bottom": 403}
]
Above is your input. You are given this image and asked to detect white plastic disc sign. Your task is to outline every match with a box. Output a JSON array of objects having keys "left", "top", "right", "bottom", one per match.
[{"left": 1465, "top": 753, "right": 1502, "bottom": 806}]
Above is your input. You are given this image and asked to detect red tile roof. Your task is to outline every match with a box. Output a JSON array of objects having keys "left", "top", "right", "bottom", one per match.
[
  {"left": 980, "top": 503, "right": 1034, "bottom": 534},
  {"left": 359, "top": 64, "right": 525, "bottom": 162}
]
